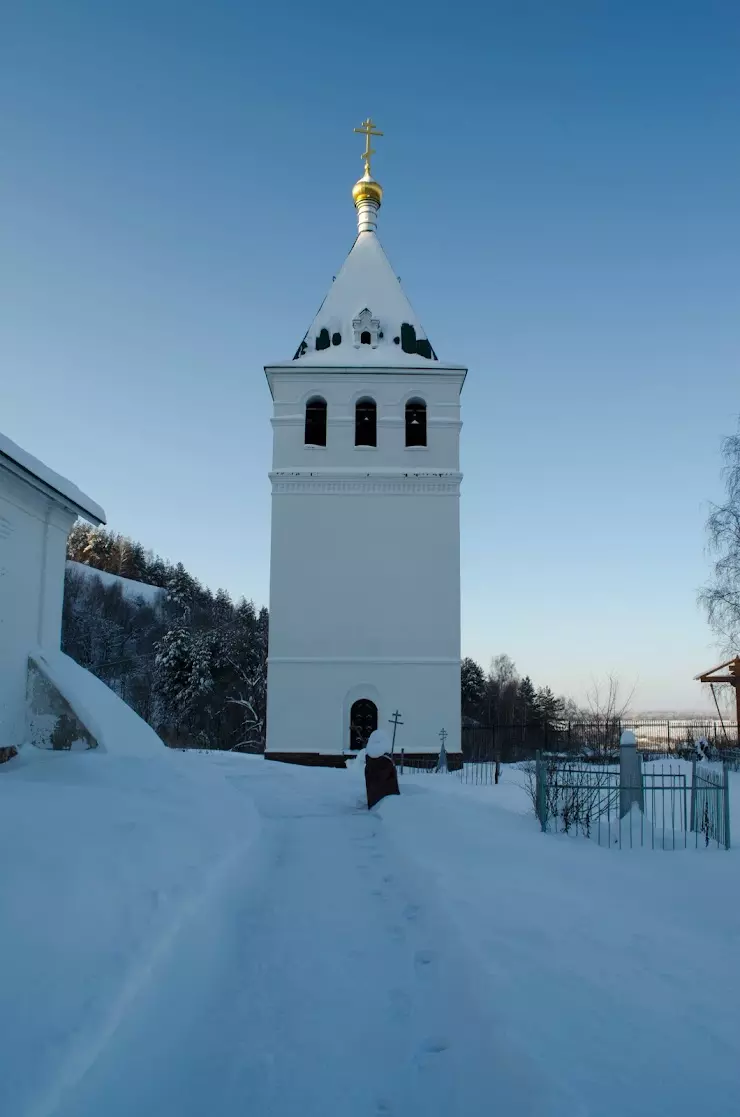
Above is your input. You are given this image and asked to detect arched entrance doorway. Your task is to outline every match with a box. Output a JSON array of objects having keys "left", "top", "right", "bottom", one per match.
[{"left": 349, "top": 699, "right": 378, "bottom": 750}]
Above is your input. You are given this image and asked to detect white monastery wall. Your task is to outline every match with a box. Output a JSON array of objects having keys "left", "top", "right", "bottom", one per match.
[{"left": 0, "top": 470, "right": 74, "bottom": 747}]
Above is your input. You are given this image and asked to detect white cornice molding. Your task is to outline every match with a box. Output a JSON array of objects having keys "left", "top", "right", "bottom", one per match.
[
  {"left": 0, "top": 463, "right": 80, "bottom": 528},
  {"left": 265, "top": 363, "right": 467, "bottom": 376},
  {"left": 270, "top": 470, "right": 462, "bottom": 496},
  {"left": 265, "top": 364, "right": 467, "bottom": 400}
]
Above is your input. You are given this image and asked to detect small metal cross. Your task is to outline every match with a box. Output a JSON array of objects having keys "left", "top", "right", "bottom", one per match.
[
  {"left": 354, "top": 117, "right": 383, "bottom": 176},
  {"left": 439, "top": 728, "right": 448, "bottom": 747},
  {"left": 389, "top": 709, "right": 404, "bottom": 753}
]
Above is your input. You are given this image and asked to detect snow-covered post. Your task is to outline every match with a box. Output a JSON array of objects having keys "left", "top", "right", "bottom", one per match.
[{"left": 619, "top": 730, "right": 644, "bottom": 818}]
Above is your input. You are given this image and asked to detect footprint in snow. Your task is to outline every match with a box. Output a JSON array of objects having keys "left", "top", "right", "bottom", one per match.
[
  {"left": 414, "top": 949, "right": 435, "bottom": 969},
  {"left": 420, "top": 1036, "right": 450, "bottom": 1055},
  {"left": 388, "top": 988, "right": 411, "bottom": 1022}
]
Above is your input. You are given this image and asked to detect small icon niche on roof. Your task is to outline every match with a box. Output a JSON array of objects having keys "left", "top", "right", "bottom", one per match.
[{"left": 352, "top": 308, "right": 381, "bottom": 348}]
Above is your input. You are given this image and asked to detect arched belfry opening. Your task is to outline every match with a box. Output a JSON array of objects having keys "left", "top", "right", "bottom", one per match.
[
  {"left": 305, "top": 396, "right": 327, "bottom": 446},
  {"left": 349, "top": 699, "right": 378, "bottom": 750},
  {"left": 405, "top": 398, "right": 427, "bottom": 447},
  {"left": 355, "top": 398, "right": 377, "bottom": 447}
]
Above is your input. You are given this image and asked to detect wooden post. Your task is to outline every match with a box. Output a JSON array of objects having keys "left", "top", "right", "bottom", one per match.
[{"left": 695, "top": 657, "right": 740, "bottom": 747}]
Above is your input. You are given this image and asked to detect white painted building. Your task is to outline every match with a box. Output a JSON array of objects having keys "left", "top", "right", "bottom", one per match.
[
  {"left": 265, "top": 130, "right": 466, "bottom": 767},
  {"left": 0, "top": 432, "right": 105, "bottom": 752}
]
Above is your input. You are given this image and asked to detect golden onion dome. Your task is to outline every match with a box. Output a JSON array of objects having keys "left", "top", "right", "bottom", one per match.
[{"left": 352, "top": 172, "right": 383, "bottom": 209}]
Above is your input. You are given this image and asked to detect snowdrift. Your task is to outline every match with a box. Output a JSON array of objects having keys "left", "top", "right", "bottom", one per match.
[{"left": 29, "top": 649, "right": 164, "bottom": 757}]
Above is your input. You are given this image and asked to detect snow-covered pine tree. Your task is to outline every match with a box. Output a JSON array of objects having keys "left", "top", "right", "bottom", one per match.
[
  {"left": 516, "top": 676, "right": 537, "bottom": 724},
  {"left": 154, "top": 627, "right": 215, "bottom": 732},
  {"left": 166, "top": 563, "right": 197, "bottom": 618},
  {"left": 212, "top": 588, "right": 234, "bottom": 629},
  {"left": 82, "top": 526, "right": 118, "bottom": 572},
  {"left": 67, "top": 521, "right": 93, "bottom": 564},
  {"left": 118, "top": 537, "right": 147, "bottom": 581},
  {"left": 535, "top": 686, "right": 564, "bottom": 729}
]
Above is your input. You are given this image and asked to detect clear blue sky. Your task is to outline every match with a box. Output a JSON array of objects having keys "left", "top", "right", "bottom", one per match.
[{"left": 2, "top": 1, "right": 739, "bottom": 711}]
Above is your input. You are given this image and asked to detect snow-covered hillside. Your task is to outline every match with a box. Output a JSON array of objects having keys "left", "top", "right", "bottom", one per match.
[
  {"left": 1, "top": 752, "right": 738, "bottom": 1116},
  {"left": 67, "top": 560, "right": 165, "bottom": 607}
]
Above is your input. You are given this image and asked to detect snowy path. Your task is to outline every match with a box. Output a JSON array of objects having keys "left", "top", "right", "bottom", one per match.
[
  {"left": 8, "top": 752, "right": 738, "bottom": 1117},
  {"left": 49, "top": 760, "right": 559, "bottom": 1117}
]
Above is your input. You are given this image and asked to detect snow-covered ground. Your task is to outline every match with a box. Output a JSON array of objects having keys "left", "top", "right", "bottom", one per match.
[{"left": 1, "top": 750, "right": 738, "bottom": 1116}]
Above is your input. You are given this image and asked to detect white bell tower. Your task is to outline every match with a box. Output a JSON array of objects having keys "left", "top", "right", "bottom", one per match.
[{"left": 264, "top": 120, "right": 466, "bottom": 768}]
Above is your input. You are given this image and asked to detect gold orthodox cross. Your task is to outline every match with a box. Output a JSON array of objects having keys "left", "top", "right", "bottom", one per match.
[{"left": 354, "top": 117, "right": 383, "bottom": 176}]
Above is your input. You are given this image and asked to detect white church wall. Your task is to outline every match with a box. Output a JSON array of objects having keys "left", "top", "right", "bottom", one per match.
[
  {"left": 0, "top": 470, "right": 75, "bottom": 748},
  {"left": 268, "top": 489, "right": 460, "bottom": 660},
  {"left": 267, "top": 659, "right": 460, "bottom": 757}
]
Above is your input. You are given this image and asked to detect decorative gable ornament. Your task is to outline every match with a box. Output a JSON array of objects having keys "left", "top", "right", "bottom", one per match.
[{"left": 352, "top": 307, "right": 381, "bottom": 349}]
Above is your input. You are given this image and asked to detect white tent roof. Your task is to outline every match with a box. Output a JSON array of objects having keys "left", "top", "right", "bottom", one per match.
[
  {"left": 274, "top": 230, "right": 447, "bottom": 368},
  {"left": 0, "top": 431, "right": 106, "bottom": 524}
]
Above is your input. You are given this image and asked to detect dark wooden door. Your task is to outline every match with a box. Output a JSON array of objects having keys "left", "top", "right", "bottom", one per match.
[{"left": 349, "top": 699, "right": 378, "bottom": 750}]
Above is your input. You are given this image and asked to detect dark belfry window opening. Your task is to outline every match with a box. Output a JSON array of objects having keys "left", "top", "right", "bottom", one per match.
[
  {"left": 305, "top": 396, "right": 327, "bottom": 446},
  {"left": 355, "top": 397, "right": 377, "bottom": 447},
  {"left": 405, "top": 398, "right": 427, "bottom": 447},
  {"left": 349, "top": 699, "right": 378, "bottom": 749},
  {"left": 316, "top": 328, "right": 331, "bottom": 351},
  {"left": 332, "top": 332, "right": 341, "bottom": 346},
  {"left": 360, "top": 330, "right": 372, "bottom": 345}
]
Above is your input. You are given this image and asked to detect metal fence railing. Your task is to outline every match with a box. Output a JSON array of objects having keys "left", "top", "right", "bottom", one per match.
[
  {"left": 463, "top": 721, "right": 740, "bottom": 765},
  {"left": 691, "top": 761, "right": 731, "bottom": 849},
  {"left": 533, "top": 754, "right": 731, "bottom": 850},
  {"left": 397, "top": 752, "right": 501, "bottom": 785}
]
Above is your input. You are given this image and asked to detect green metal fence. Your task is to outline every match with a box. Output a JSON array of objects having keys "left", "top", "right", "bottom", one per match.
[
  {"left": 396, "top": 751, "right": 500, "bottom": 784},
  {"left": 691, "top": 761, "right": 731, "bottom": 849},
  {"left": 534, "top": 754, "right": 730, "bottom": 850}
]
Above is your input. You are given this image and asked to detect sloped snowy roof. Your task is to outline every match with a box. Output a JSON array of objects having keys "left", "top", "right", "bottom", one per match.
[
  {"left": 67, "top": 561, "right": 164, "bottom": 607},
  {"left": 275, "top": 231, "right": 449, "bottom": 369},
  {"left": 0, "top": 431, "right": 105, "bottom": 524}
]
